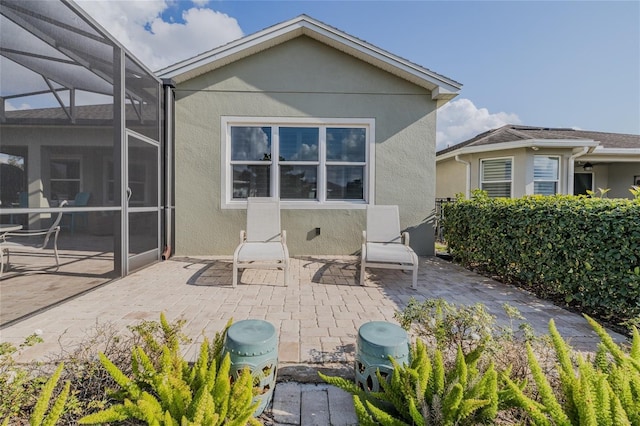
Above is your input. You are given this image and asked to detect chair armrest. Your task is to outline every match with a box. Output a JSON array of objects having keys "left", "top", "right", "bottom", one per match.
[
  {"left": 5, "top": 229, "right": 54, "bottom": 238},
  {"left": 281, "top": 230, "right": 287, "bottom": 245},
  {"left": 239, "top": 230, "right": 246, "bottom": 243},
  {"left": 402, "top": 231, "right": 410, "bottom": 246}
]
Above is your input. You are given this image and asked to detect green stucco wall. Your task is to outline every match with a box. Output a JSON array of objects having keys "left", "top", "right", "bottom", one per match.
[{"left": 173, "top": 36, "right": 438, "bottom": 256}]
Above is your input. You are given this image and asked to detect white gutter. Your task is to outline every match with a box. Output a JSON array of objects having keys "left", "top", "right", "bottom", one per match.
[
  {"left": 455, "top": 155, "right": 471, "bottom": 199},
  {"left": 567, "top": 147, "right": 590, "bottom": 195}
]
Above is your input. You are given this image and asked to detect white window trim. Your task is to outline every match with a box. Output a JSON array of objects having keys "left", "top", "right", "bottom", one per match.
[
  {"left": 480, "top": 156, "right": 513, "bottom": 198},
  {"left": 221, "top": 116, "right": 375, "bottom": 209},
  {"left": 533, "top": 155, "right": 561, "bottom": 195}
]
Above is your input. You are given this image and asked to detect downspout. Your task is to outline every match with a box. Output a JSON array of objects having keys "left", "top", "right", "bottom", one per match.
[
  {"left": 454, "top": 155, "right": 471, "bottom": 199},
  {"left": 162, "top": 79, "right": 175, "bottom": 260},
  {"left": 567, "top": 147, "right": 589, "bottom": 195}
]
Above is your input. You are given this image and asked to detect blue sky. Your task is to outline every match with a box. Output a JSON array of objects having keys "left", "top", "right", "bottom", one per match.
[{"left": 73, "top": 1, "right": 640, "bottom": 147}]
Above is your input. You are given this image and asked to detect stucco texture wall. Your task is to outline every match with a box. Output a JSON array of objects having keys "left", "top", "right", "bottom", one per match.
[
  {"left": 173, "top": 36, "right": 438, "bottom": 256},
  {"left": 604, "top": 162, "right": 640, "bottom": 199},
  {"left": 436, "top": 158, "right": 467, "bottom": 198},
  {"left": 440, "top": 148, "right": 582, "bottom": 198},
  {"left": 1, "top": 127, "right": 114, "bottom": 207}
]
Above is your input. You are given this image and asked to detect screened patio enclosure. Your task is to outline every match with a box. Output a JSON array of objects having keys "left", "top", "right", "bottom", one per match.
[{"left": 0, "top": 0, "right": 172, "bottom": 327}]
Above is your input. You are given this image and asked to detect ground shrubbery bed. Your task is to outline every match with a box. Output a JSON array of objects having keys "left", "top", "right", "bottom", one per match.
[
  {"left": 442, "top": 192, "right": 640, "bottom": 329},
  {"left": 3, "top": 303, "right": 638, "bottom": 425}
]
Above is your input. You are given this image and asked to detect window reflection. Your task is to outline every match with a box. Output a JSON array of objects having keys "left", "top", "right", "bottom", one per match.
[
  {"left": 233, "top": 165, "right": 271, "bottom": 199},
  {"left": 280, "top": 165, "right": 317, "bottom": 199},
  {"left": 227, "top": 123, "right": 368, "bottom": 202},
  {"left": 231, "top": 127, "right": 271, "bottom": 161},
  {"left": 326, "top": 128, "right": 366, "bottom": 162},
  {"left": 280, "top": 128, "right": 318, "bottom": 161},
  {"left": 327, "top": 166, "right": 364, "bottom": 199}
]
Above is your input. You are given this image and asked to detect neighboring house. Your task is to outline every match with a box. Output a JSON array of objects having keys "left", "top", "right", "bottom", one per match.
[
  {"left": 157, "top": 15, "right": 461, "bottom": 256},
  {"left": 436, "top": 125, "right": 640, "bottom": 200}
]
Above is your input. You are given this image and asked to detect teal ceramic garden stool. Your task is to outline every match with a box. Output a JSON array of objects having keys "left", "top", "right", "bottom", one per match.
[
  {"left": 355, "top": 321, "right": 409, "bottom": 392},
  {"left": 223, "top": 319, "right": 278, "bottom": 416}
]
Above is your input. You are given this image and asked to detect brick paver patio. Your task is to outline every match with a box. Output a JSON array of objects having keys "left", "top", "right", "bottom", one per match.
[
  {"left": 2, "top": 255, "right": 624, "bottom": 362},
  {"left": 0, "top": 255, "right": 628, "bottom": 425}
]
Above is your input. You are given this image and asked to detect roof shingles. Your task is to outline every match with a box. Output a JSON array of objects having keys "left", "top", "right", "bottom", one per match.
[{"left": 437, "top": 125, "right": 640, "bottom": 156}]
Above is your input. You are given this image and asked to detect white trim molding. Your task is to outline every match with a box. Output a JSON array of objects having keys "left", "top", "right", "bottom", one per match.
[
  {"left": 221, "top": 116, "right": 376, "bottom": 209},
  {"left": 157, "top": 15, "right": 461, "bottom": 99}
]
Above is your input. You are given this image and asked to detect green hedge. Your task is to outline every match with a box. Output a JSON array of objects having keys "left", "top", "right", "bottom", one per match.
[{"left": 442, "top": 193, "right": 640, "bottom": 326}]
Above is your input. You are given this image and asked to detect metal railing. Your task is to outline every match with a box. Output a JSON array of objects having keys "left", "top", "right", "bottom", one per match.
[{"left": 435, "top": 198, "right": 456, "bottom": 242}]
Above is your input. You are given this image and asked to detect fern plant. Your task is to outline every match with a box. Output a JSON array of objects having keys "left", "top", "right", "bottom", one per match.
[
  {"left": 79, "top": 313, "right": 260, "bottom": 425},
  {"left": 27, "top": 362, "right": 70, "bottom": 426},
  {"left": 0, "top": 333, "right": 46, "bottom": 422},
  {"left": 502, "top": 316, "right": 640, "bottom": 425},
  {"left": 321, "top": 338, "right": 501, "bottom": 425}
]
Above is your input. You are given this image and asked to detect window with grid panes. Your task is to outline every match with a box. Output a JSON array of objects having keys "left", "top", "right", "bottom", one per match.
[
  {"left": 534, "top": 156, "right": 560, "bottom": 195},
  {"left": 225, "top": 119, "right": 371, "bottom": 206},
  {"left": 480, "top": 157, "right": 512, "bottom": 198}
]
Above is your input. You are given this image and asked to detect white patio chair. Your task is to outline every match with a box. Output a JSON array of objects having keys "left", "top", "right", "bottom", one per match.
[
  {"left": 360, "top": 205, "right": 418, "bottom": 289},
  {"left": 0, "top": 200, "right": 68, "bottom": 277},
  {"left": 233, "top": 198, "right": 290, "bottom": 287}
]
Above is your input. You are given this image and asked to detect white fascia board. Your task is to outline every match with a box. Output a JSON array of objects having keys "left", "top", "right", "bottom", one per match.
[
  {"left": 436, "top": 139, "right": 599, "bottom": 162},
  {"left": 431, "top": 86, "right": 458, "bottom": 101},
  {"left": 592, "top": 147, "right": 640, "bottom": 155},
  {"left": 580, "top": 147, "right": 640, "bottom": 162},
  {"left": 157, "top": 16, "right": 462, "bottom": 94}
]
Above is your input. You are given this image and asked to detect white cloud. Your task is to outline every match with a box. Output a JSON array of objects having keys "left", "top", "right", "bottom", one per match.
[
  {"left": 76, "top": 1, "right": 243, "bottom": 71},
  {"left": 4, "top": 101, "right": 31, "bottom": 111},
  {"left": 436, "top": 99, "right": 522, "bottom": 150}
]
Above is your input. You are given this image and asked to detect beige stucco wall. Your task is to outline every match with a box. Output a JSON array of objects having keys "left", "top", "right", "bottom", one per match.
[
  {"left": 600, "top": 162, "right": 640, "bottom": 199},
  {"left": 435, "top": 157, "right": 467, "bottom": 198},
  {"left": 1, "top": 127, "right": 114, "bottom": 207},
  {"left": 173, "top": 36, "right": 438, "bottom": 256},
  {"left": 436, "top": 148, "right": 580, "bottom": 198}
]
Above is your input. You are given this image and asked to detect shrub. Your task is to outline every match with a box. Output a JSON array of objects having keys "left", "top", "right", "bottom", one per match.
[
  {"left": 394, "top": 297, "right": 557, "bottom": 423},
  {"left": 394, "top": 298, "right": 495, "bottom": 356},
  {"left": 0, "top": 333, "right": 47, "bottom": 422},
  {"left": 1, "top": 315, "right": 262, "bottom": 425},
  {"left": 443, "top": 193, "right": 640, "bottom": 327},
  {"left": 79, "top": 313, "right": 260, "bottom": 425},
  {"left": 28, "top": 362, "right": 70, "bottom": 426},
  {"left": 502, "top": 315, "right": 640, "bottom": 425},
  {"left": 321, "top": 339, "right": 501, "bottom": 425}
]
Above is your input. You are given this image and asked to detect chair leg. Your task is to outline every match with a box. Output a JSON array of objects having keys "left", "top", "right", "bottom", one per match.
[
  {"left": 282, "top": 262, "right": 289, "bottom": 287},
  {"left": 0, "top": 248, "right": 4, "bottom": 277},
  {"left": 284, "top": 260, "right": 289, "bottom": 287},
  {"left": 360, "top": 260, "right": 366, "bottom": 286},
  {"left": 411, "top": 266, "right": 418, "bottom": 289},
  {"left": 3, "top": 249, "right": 10, "bottom": 275},
  {"left": 232, "top": 263, "right": 238, "bottom": 288},
  {"left": 53, "top": 245, "right": 60, "bottom": 272},
  {"left": 411, "top": 253, "right": 419, "bottom": 289}
]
